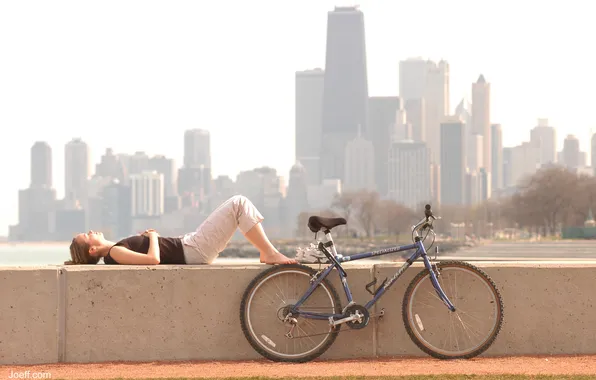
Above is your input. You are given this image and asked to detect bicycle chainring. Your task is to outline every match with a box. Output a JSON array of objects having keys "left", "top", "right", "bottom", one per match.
[{"left": 344, "top": 304, "right": 370, "bottom": 330}]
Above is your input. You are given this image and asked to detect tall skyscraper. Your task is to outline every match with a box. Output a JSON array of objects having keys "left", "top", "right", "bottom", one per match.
[
  {"left": 130, "top": 171, "right": 164, "bottom": 217},
  {"left": 471, "top": 75, "right": 491, "bottom": 175},
  {"left": 399, "top": 58, "right": 449, "bottom": 164},
  {"left": 368, "top": 96, "right": 400, "bottom": 196},
  {"left": 491, "top": 124, "right": 503, "bottom": 190},
  {"left": 468, "top": 134, "right": 484, "bottom": 172},
  {"left": 184, "top": 129, "right": 211, "bottom": 169},
  {"left": 440, "top": 117, "right": 466, "bottom": 205},
  {"left": 65, "top": 138, "right": 91, "bottom": 202},
  {"left": 320, "top": 6, "right": 369, "bottom": 182},
  {"left": 530, "top": 119, "right": 557, "bottom": 166},
  {"left": 388, "top": 140, "right": 431, "bottom": 210},
  {"left": 31, "top": 141, "right": 52, "bottom": 188},
  {"left": 295, "top": 68, "right": 325, "bottom": 186}
]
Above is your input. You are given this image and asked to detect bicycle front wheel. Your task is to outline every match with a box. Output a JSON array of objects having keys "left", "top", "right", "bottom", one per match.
[
  {"left": 240, "top": 264, "right": 342, "bottom": 362},
  {"left": 402, "top": 260, "right": 504, "bottom": 359}
]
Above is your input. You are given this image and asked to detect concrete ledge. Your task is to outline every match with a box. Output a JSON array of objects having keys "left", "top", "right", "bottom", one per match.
[
  {"left": 0, "top": 267, "right": 59, "bottom": 365},
  {"left": 1, "top": 261, "right": 596, "bottom": 364}
]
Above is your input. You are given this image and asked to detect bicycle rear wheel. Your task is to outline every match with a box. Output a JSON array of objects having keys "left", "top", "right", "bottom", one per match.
[
  {"left": 402, "top": 260, "right": 504, "bottom": 359},
  {"left": 240, "top": 264, "right": 342, "bottom": 362}
]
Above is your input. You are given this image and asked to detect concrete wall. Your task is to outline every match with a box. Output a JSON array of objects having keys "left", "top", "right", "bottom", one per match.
[{"left": 1, "top": 262, "right": 595, "bottom": 365}]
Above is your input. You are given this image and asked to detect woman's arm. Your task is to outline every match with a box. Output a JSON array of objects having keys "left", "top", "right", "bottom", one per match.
[
  {"left": 145, "top": 231, "right": 160, "bottom": 264},
  {"left": 109, "top": 246, "right": 160, "bottom": 265},
  {"left": 108, "top": 230, "right": 161, "bottom": 265}
]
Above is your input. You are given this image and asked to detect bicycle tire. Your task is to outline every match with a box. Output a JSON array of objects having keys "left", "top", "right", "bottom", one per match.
[
  {"left": 239, "top": 263, "right": 343, "bottom": 362},
  {"left": 402, "top": 260, "right": 504, "bottom": 360}
]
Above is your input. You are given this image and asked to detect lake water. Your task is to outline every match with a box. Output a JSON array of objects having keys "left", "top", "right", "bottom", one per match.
[
  {"left": 0, "top": 244, "right": 264, "bottom": 266},
  {"left": 0, "top": 243, "right": 386, "bottom": 266}
]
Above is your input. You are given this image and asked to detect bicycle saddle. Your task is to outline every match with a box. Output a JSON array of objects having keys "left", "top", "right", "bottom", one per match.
[{"left": 308, "top": 216, "right": 347, "bottom": 233}]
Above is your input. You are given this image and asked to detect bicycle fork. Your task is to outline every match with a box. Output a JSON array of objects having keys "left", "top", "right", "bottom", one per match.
[{"left": 423, "top": 253, "right": 456, "bottom": 312}]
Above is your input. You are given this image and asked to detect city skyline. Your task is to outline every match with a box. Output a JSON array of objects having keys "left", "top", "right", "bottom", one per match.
[{"left": 1, "top": 1, "right": 595, "bottom": 235}]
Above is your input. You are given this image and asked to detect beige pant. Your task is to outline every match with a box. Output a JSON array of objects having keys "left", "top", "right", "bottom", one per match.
[{"left": 180, "top": 195, "right": 264, "bottom": 264}]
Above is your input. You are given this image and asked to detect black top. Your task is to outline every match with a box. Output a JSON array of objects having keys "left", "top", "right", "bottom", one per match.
[{"left": 104, "top": 235, "right": 187, "bottom": 264}]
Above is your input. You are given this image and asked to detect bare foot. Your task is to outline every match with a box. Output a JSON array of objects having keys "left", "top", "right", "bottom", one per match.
[{"left": 259, "top": 250, "right": 297, "bottom": 265}]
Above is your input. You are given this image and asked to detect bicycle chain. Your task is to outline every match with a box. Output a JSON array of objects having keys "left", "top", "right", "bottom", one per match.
[{"left": 286, "top": 310, "right": 385, "bottom": 339}]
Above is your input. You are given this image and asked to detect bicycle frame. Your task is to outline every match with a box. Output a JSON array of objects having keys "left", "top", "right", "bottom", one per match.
[{"left": 290, "top": 230, "right": 456, "bottom": 321}]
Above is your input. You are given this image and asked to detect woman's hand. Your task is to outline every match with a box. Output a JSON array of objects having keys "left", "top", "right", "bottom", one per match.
[{"left": 141, "top": 229, "right": 159, "bottom": 238}]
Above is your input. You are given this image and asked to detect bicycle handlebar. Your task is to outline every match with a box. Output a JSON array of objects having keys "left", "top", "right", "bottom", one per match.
[{"left": 411, "top": 204, "right": 441, "bottom": 242}]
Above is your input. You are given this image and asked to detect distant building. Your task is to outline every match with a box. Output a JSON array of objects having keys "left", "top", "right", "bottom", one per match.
[
  {"left": 295, "top": 68, "right": 325, "bottom": 186},
  {"left": 30, "top": 141, "right": 52, "bottom": 188},
  {"left": 130, "top": 171, "right": 164, "bottom": 217},
  {"left": 320, "top": 6, "right": 369, "bottom": 182},
  {"left": 388, "top": 140, "right": 431, "bottom": 209},
  {"left": 440, "top": 117, "right": 466, "bottom": 205}
]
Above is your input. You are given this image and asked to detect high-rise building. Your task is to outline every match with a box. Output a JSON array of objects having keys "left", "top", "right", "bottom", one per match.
[
  {"left": 440, "top": 117, "right": 466, "bottom": 205},
  {"left": 502, "top": 147, "right": 513, "bottom": 188},
  {"left": 491, "top": 124, "right": 503, "bottom": 190},
  {"left": 130, "top": 171, "right": 164, "bottom": 217},
  {"left": 468, "top": 134, "right": 484, "bottom": 172},
  {"left": 509, "top": 142, "right": 540, "bottom": 187},
  {"left": 562, "top": 134, "right": 581, "bottom": 169},
  {"left": 320, "top": 6, "right": 369, "bottom": 182},
  {"left": 30, "top": 141, "right": 52, "bottom": 188},
  {"left": 149, "top": 155, "right": 177, "bottom": 197},
  {"left": 479, "top": 167, "right": 491, "bottom": 201},
  {"left": 95, "top": 148, "right": 127, "bottom": 182},
  {"left": 285, "top": 162, "right": 309, "bottom": 236},
  {"left": 465, "top": 170, "right": 480, "bottom": 206},
  {"left": 128, "top": 151, "right": 150, "bottom": 175},
  {"left": 393, "top": 105, "right": 412, "bottom": 141},
  {"left": 343, "top": 128, "right": 375, "bottom": 192},
  {"left": 367, "top": 96, "right": 400, "bottom": 196},
  {"left": 184, "top": 129, "right": 211, "bottom": 169},
  {"left": 388, "top": 140, "right": 431, "bottom": 210},
  {"left": 399, "top": 58, "right": 449, "bottom": 164},
  {"left": 295, "top": 68, "right": 325, "bottom": 186},
  {"left": 530, "top": 119, "right": 557, "bottom": 166},
  {"left": 404, "top": 99, "right": 425, "bottom": 142},
  {"left": 455, "top": 98, "right": 472, "bottom": 127},
  {"left": 65, "top": 138, "right": 91, "bottom": 202},
  {"left": 591, "top": 133, "right": 596, "bottom": 176},
  {"left": 471, "top": 75, "right": 491, "bottom": 175}
]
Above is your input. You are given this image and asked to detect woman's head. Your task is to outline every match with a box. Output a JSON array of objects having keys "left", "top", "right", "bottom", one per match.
[{"left": 65, "top": 231, "right": 107, "bottom": 265}]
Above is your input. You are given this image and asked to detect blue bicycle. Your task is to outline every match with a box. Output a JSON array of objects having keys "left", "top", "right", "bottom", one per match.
[{"left": 240, "top": 205, "right": 504, "bottom": 362}]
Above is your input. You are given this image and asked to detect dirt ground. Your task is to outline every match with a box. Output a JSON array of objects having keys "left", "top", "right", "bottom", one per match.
[{"left": 2, "top": 355, "right": 596, "bottom": 378}]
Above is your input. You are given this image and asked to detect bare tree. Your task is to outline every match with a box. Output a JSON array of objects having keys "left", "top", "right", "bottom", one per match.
[
  {"left": 371, "top": 200, "right": 417, "bottom": 239},
  {"left": 331, "top": 192, "right": 358, "bottom": 236},
  {"left": 353, "top": 190, "right": 380, "bottom": 238},
  {"left": 296, "top": 211, "right": 311, "bottom": 239}
]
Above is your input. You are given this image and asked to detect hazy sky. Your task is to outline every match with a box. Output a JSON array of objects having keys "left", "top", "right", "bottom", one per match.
[{"left": 0, "top": 1, "right": 594, "bottom": 235}]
